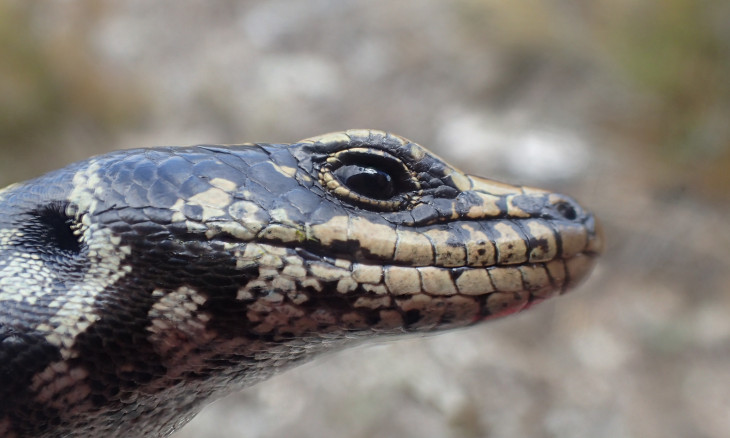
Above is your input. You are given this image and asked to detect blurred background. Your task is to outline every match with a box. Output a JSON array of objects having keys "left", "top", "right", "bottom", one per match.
[{"left": 1, "top": 1, "right": 729, "bottom": 437}]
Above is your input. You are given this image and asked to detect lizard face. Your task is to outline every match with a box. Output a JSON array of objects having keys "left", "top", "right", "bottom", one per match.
[{"left": 0, "top": 130, "right": 602, "bottom": 437}]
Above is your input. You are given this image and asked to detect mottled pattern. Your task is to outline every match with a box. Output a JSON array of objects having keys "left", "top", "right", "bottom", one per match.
[{"left": 0, "top": 130, "right": 602, "bottom": 437}]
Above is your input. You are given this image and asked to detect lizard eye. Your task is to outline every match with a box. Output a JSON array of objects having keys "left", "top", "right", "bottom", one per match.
[
  {"left": 320, "top": 148, "right": 420, "bottom": 211},
  {"left": 333, "top": 164, "right": 395, "bottom": 200}
]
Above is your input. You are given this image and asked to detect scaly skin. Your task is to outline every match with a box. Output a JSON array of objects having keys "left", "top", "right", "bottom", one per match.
[{"left": 0, "top": 130, "right": 602, "bottom": 437}]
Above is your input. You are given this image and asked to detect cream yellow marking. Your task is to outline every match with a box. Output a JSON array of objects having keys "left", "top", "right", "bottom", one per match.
[
  {"left": 466, "top": 192, "right": 503, "bottom": 218},
  {"left": 31, "top": 361, "right": 93, "bottom": 412},
  {"left": 271, "top": 276, "right": 295, "bottom": 292},
  {"left": 235, "top": 244, "right": 265, "bottom": 269},
  {"left": 336, "top": 277, "right": 358, "bottom": 294},
  {"left": 284, "top": 255, "right": 304, "bottom": 266},
  {"left": 334, "top": 259, "right": 351, "bottom": 269},
  {"left": 348, "top": 217, "right": 397, "bottom": 259},
  {"left": 352, "top": 264, "right": 384, "bottom": 284},
  {"left": 261, "top": 244, "right": 289, "bottom": 256},
  {"left": 403, "top": 142, "right": 426, "bottom": 160},
  {"left": 43, "top": 164, "right": 136, "bottom": 359},
  {"left": 269, "top": 208, "right": 299, "bottom": 227},
  {"left": 301, "top": 278, "right": 323, "bottom": 292},
  {"left": 455, "top": 269, "right": 494, "bottom": 295},
  {"left": 424, "top": 228, "right": 466, "bottom": 267},
  {"left": 363, "top": 284, "right": 388, "bottom": 295},
  {"left": 209, "top": 177, "right": 237, "bottom": 192},
  {"left": 227, "top": 200, "right": 268, "bottom": 239},
  {"left": 271, "top": 163, "right": 297, "bottom": 178},
  {"left": 236, "top": 287, "right": 255, "bottom": 300},
  {"left": 0, "top": 227, "right": 18, "bottom": 246},
  {"left": 469, "top": 175, "right": 522, "bottom": 196},
  {"left": 493, "top": 222, "right": 528, "bottom": 265},
  {"left": 462, "top": 223, "right": 497, "bottom": 266},
  {"left": 188, "top": 187, "right": 232, "bottom": 220},
  {"left": 287, "top": 290, "right": 309, "bottom": 305},
  {"left": 488, "top": 267, "right": 524, "bottom": 292},
  {"left": 215, "top": 221, "right": 256, "bottom": 240},
  {"left": 236, "top": 279, "right": 269, "bottom": 299},
  {"left": 261, "top": 292, "right": 284, "bottom": 303},
  {"left": 228, "top": 200, "right": 264, "bottom": 220},
  {"left": 525, "top": 220, "right": 558, "bottom": 262},
  {"left": 184, "top": 220, "right": 207, "bottom": 233},
  {"left": 396, "top": 293, "right": 433, "bottom": 314},
  {"left": 384, "top": 266, "right": 421, "bottom": 295},
  {"left": 393, "top": 230, "right": 434, "bottom": 265},
  {"left": 309, "top": 216, "right": 349, "bottom": 246},
  {"left": 449, "top": 171, "right": 472, "bottom": 191},
  {"left": 419, "top": 267, "right": 457, "bottom": 295},
  {"left": 282, "top": 264, "right": 307, "bottom": 279},
  {"left": 310, "top": 263, "right": 347, "bottom": 281},
  {"left": 67, "top": 160, "right": 103, "bottom": 217},
  {"left": 258, "top": 267, "right": 278, "bottom": 281},
  {"left": 46, "top": 257, "right": 132, "bottom": 357},
  {"left": 259, "top": 253, "right": 283, "bottom": 268},
  {"left": 519, "top": 265, "right": 550, "bottom": 291},
  {"left": 347, "top": 129, "right": 380, "bottom": 140},
  {"left": 332, "top": 186, "right": 350, "bottom": 197},
  {"left": 505, "top": 195, "right": 532, "bottom": 218},
  {"left": 169, "top": 199, "right": 187, "bottom": 222},
  {"left": 147, "top": 287, "right": 210, "bottom": 342},
  {"left": 259, "top": 223, "right": 303, "bottom": 243},
  {"left": 0, "top": 254, "right": 56, "bottom": 304}
]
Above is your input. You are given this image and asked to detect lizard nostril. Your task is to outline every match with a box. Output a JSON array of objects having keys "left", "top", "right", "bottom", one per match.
[
  {"left": 546, "top": 194, "right": 585, "bottom": 222},
  {"left": 555, "top": 200, "right": 577, "bottom": 221}
]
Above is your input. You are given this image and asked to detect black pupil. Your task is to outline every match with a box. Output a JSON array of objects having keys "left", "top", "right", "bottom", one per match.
[{"left": 335, "top": 164, "right": 394, "bottom": 200}]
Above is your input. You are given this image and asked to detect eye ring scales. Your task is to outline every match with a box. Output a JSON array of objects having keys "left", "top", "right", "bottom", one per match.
[{"left": 319, "top": 147, "right": 421, "bottom": 211}]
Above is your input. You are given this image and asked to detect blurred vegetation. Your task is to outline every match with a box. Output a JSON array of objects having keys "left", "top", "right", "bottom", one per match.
[
  {"left": 601, "top": 0, "right": 730, "bottom": 197},
  {"left": 0, "top": 1, "right": 147, "bottom": 184},
  {"left": 459, "top": 0, "right": 730, "bottom": 200}
]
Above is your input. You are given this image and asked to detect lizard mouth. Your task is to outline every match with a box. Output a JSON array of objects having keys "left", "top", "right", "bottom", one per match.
[{"left": 234, "top": 208, "right": 602, "bottom": 332}]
